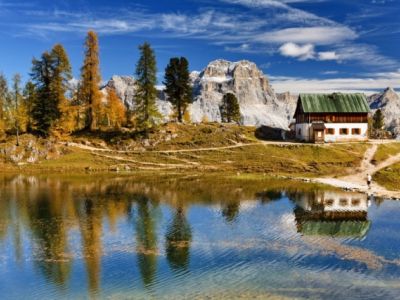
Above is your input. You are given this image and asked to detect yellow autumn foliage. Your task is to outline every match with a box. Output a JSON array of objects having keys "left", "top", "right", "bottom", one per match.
[{"left": 104, "top": 88, "right": 126, "bottom": 129}]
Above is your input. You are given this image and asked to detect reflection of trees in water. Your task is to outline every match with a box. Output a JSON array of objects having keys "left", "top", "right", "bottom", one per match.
[
  {"left": 165, "top": 206, "right": 192, "bottom": 271},
  {"left": 0, "top": 175, "right": 384, "bottom": 293},
  {"left": 28, "top": 193, "right": 71, "bottom": 288},
  {"left": 256, "top": 190, "right": 283, "bottom": 204},
  {"left": 134, "top": 195, "right": 160, "bottom": 287},
  {"left": 75, "top": 197, "right": 103, "bottom": 295},
  {"left": 221, "top": 201, "right": 240, "bottom": 223}
]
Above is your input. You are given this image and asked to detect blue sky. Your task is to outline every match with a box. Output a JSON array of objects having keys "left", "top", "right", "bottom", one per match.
[{"left": 0, "top": 0, "right": 399, "bottom": 93}]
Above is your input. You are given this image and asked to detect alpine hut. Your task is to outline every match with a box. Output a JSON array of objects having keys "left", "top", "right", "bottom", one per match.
[{"left": 293, "top": 93, "right": 370, "bottom": 143}]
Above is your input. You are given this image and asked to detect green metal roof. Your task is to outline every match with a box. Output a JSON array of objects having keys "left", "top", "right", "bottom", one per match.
[{"left": 299, "top": 93, "right": 370, "bottom": 113}]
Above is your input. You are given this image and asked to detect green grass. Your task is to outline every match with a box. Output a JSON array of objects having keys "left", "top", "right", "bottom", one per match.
[
  {"left": 22, "top": 149, "right": 116, "bottom": 172},
  {"left": 70, "top": 123, "right": 258, "bottom": 151},
  {"left": 80, "top": 143, "right": 368, "bottom": 177},
  {"left": 0, "top": 125, "right": 369, "bottom": 178},
  {"left": 372, "top": 143, "right": 400, "bottom": 165},
  {"left": 374, "top": 162, "right": 400, "bottom": 191}
]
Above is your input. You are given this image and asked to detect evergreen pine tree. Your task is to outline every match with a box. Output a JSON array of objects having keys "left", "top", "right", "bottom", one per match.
[
  {"left": 373, "top": 109, "right": 384, "bottom": 130},
  {"left": 31, "top": 51, "right": 53, "bottom": 135},
  {"left": 23, "top": 81, "right": 37, "bottom": 132},
  {"left": 79, "top": 31, "right": 102, "bottom": 131},
  {"left": 31, "top": 44, "right": 72, "bottom": 135},
  {"left": 164, "top": 57, "right": 192, "bottom": 122},
  {"left": 220, "top": 93, "right": 241, "bottom": 124},
  {"left": 134, "top": 42, "right": 161, "bottom": 135}
]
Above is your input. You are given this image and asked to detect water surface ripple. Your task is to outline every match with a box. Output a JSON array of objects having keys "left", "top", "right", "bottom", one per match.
[{"left": 0, "top": 175, "right": 400, "bottom": 299}]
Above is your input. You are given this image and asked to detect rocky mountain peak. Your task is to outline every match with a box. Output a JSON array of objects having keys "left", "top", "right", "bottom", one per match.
[
  {"left": 190, "top": 59, "right": 288, "bottom": 128},
  {"left": 368, "top": 87, "right": 400, "bottom": 138},
  {"left": 382, "top": 86, "right": 397, "bottom": 98}
]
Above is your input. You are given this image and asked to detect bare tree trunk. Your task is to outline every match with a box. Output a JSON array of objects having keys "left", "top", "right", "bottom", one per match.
[{"left": 16, "top": 125, "right": 19, "bottom": 146}]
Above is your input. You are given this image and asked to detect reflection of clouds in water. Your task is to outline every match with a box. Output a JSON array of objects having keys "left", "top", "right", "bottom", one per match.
[
  {"left": 278, "top": 213, "right": 297, "bottom": 234},
  {"left": 1, "top": 174, "right": 400, "bottom": 298}
]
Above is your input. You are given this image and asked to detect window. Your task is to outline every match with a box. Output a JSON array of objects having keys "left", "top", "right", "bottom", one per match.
[
  {"left": 298, "top": 128, "right": 301, "bottom": 135},
  {"left": 325, "top": 199, "right": 334, "bottom": 206},
  {"left": 326, "top": 128, "right": 335, "bottom": 135},
  {"left": 339, "top": 199, "right": 348, "bottom": 206},
  {"left": 351, "top": 199, "right": 360, "bottom": 206},
  {"left": 352, "top": 128, "right": 361, "bottom": 135},
  {"left": 317, "top": 131, "right": 322, "bottom": 138},
  {"left": 339, "top": 128, "right": 349, "bottom": 135}
]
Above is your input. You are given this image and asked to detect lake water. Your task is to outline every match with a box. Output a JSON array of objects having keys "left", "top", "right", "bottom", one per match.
[{"left": 0, "top": 174, "right": 400, "bottom": 299}]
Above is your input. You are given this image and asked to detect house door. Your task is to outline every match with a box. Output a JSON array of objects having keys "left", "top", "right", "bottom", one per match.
[{"left": 314, "top": 130, "right": 325, "bottom": 143}]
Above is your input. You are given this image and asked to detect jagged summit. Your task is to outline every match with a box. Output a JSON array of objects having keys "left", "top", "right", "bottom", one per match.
[
  {"left": 368, "top": 87, "right": 400, "bottom": 138},
  {"left": 190, "top": 59, "right": 289, "bottom": 128}
]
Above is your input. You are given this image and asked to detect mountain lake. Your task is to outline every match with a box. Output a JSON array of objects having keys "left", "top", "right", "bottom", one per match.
[{"left": 0, "top": 174, "right": 399, "bottom": 299}]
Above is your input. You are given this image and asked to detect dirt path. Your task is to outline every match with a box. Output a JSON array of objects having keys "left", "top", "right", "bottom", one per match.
[
  {"left": 67, "top": 140, "right": 400, "bottom": 198},
  {"left": 91, "top": 152, "right": 196, "bottom": 170},
  {"left": 313, "top": 143, "right": 400, "bottom": 199}
]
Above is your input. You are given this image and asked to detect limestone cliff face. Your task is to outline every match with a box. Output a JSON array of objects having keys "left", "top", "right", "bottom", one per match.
[
  {"left": 368, "top": 87, "right": 400, "bottom": 138},
  {"left": 276, "top": 91, "right": 298, "bottom": 123},
  {"left": 189, "top": 60, "right": 289, "bottom": 128},
  {"left": 101, "top": 60, "right": 293, "bottom": 129}
]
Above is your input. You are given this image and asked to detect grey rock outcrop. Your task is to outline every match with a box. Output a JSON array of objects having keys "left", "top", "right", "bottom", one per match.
[
  {"left": 368, "top": 87, "right": 400, "bottom": 138},
  {"left": 276, "top": 91, "right": 298, "bottom": 123}
]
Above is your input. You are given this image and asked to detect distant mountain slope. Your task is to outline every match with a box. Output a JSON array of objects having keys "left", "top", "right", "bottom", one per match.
[{"left": 368, "top": 87, "right": 400, "bottom": 138}]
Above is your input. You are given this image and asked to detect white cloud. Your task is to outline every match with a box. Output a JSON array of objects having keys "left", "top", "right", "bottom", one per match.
[
  {"left": 335, "top": 44, "right": 397, "bottom": 68},
  {"left": 278, "top": 43, "right": 341, "bottom": 62},
  {"left": 318, "top": 51, "right": 339, "bottom": 61},
  {"left": 279, "top": 42, "right": 315, "bottom": 60},
  {"left": 321, "top": 70, "right": 339, "bottom": 75},
  {"left": 256, "top": 26, "right": 357, "bottom": 45},
  {"left": 270, "top": 69, "right": 400, "bottom": 94},
  {"left": 6, "top": 0, "right": 398, "bottom": 71}
]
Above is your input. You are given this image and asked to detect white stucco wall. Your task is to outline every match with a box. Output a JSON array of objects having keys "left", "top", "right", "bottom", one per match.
[
  {"left": 324, "top": 123, "right": 368, "bottom": 142},
  {"left": 296, "top": 191, "right": 368, "bottom": 213},
  {"left": 295, "top": 122, "right": 368, "bottom": 142},
  {"left": 295, "top": 123, "right": 312, "bottom": 141}
]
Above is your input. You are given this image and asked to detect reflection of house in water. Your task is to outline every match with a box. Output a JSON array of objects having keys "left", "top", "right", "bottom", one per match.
[{"left": 293, "top": 191, "right": 371, "bottom": 238}]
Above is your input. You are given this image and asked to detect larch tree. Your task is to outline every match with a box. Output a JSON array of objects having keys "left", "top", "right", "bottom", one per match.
[
  {"left": 79, "top": 31, "right": 102, "bottom": 131},
  {"left": 10, "top": 74, "right": 27, "bottom": 146},
  {"left": 164, "top": 57, "right": 192, "bottom": 122},
  {"left": 104, "top": 88, "right": 126, "bottom": 129},
  {"left": 50, "top": 44, "right": 74, "bottom": 135},
  {"left": 0, "top": 74, "right": 9, "bottom": 136},
  {"left": 134, "top": 42, "right": 161, "bottom": 135},
  {"left": 220, "top": 93, "right": 241, "bottom": 124}
]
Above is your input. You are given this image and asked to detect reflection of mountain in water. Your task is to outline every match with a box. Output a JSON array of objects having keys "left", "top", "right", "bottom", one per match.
[{"left": 293, "top": 191, "right": 371, "bottom": 238}]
